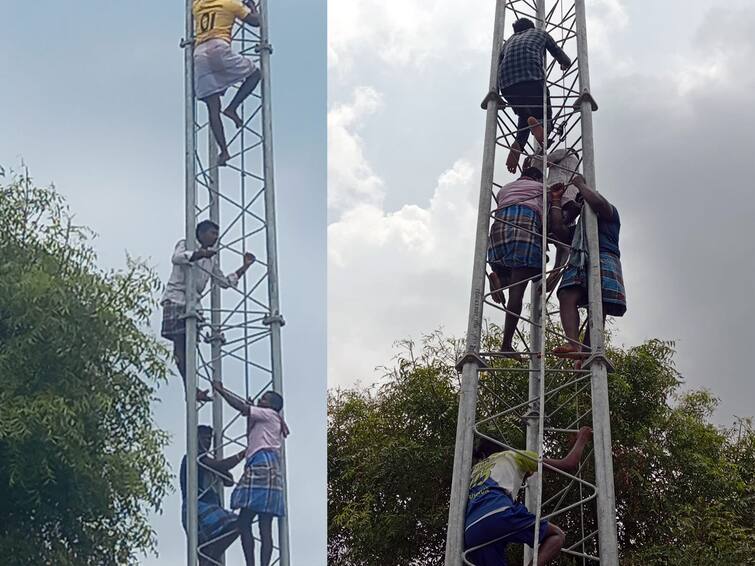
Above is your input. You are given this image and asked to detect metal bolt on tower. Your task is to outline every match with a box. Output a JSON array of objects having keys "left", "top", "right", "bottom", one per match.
[
  {"left": 444, "top": 1, "right": 618, "bottom": 565},
  {"left": 183, "top": 1, "right": 290, "bottom": 564}
]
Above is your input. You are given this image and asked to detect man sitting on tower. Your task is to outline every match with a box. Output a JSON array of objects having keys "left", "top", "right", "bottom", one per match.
[
  {"left": 554, "top": 175, "right": 626, "bottom": 363},
  {"left": 181, "top": 425, "right": 246, "bottom": 566},
  {"left": 498, "top": 17, "right": 572, "bottom": 174},
  {"left": 193, "top": 0, "right": 263, "bottom": 166},
  {"left": 213, "top": 383, "right": 289, "bottom": 566},
  {"left": 464, "top": 427, "right": 593, "bottom": 565},
  {"left": 487, "top": 168, "right": 568, "bottom": 359},
  {"left": 161, "top": 219, "right": 256, "bottom": 402}
]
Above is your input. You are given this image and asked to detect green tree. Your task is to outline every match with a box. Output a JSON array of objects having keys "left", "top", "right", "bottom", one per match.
[
  {"left": 0, "top": 170, "right": 172, "bottom": 565},
  {"left": 328, "top": 328, "right": 755, "bottom": 565}
]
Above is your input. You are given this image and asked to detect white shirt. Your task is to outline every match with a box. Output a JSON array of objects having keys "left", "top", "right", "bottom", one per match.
[
  {"left": 470, "top": 450, "right": 539, "bottom": 498},
  {"left": 161, "top": 239, "right": 239, "bottom": 306}
]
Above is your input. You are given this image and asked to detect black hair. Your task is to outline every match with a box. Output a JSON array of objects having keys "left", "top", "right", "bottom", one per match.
[
  {"left": 262, "top": 391, "right": 284, "bottom": 412},
  {"left": 513, "top": 18, "right": 535, "bottom": 33},
  {"left": 198, "top": 425, "right": 213, "bottom": 436},
  {"left": 196, "top": 219, "right": 220, "bottom": 241},
  {"left": 522, "top": 166, "right": 543, "bottom": 181},
  {"left": 473, "top": 437, "right": 503, "bottom": 461}
]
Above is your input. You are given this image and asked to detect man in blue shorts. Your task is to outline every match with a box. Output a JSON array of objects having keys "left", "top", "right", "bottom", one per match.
[{"left": 464, "top": 426, "right": 592, "bottom": 565}]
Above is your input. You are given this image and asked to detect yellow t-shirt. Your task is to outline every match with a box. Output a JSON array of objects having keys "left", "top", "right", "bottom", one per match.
[{"left": 193, "top": 0, "right": 251, "bottom": 45}]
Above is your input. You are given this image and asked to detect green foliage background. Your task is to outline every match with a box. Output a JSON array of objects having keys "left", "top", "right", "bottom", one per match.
[
  {"left": 328, "top": 328, "right": 755, "bottom": 565},
  {"left": 0, "top": 171, "right": 172, "bottom": 565}
]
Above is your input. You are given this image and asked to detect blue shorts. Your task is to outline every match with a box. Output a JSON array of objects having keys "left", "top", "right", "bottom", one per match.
[{"left": 464, "top": 491, "right": 550, "bottom": 566}]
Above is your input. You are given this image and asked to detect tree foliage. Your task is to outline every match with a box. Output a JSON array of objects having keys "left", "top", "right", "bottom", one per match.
[
  {"left": 0, "top": 170, "right": 172, "bottom": 565},
  {"left": 328, "top": 327, "right": 755, "bottom": 565}
]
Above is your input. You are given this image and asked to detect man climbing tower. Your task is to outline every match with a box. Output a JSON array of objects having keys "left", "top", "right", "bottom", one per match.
[
  {"left": 487, "top": 168, "right": 567, "bottom": 359},
  {"left": 214, "top": 384, "right": 289, "bottom": 566},
  {"left": 181, "top": 425, "right": 246, "bottom": 566},
  {"left": 161, "top": 219, "right": 256, "bottom": 401},
  {"left": 554, "top": 175, "right": 626, "bottom": 362},
  {"left": 498, "top": 17, "right": 572, "bottom": 174},
  {"left": 193, "top": 0, "right": 262, "bottom": 166},
  {"left": 464, "top": 427, "right": 593, "bottom": 565}
]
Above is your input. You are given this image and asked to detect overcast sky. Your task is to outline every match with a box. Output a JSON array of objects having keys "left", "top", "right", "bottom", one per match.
[
  {"left": 0, "top": 1, "right": 325, "bottom": 564},
  {"left": 328, "top": 0, "right": 755, "bottom": 426}
]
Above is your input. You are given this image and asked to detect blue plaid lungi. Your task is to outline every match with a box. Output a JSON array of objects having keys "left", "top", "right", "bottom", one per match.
[
  {"left": 231, "top": 449, "right": 285, "bottom": 517},
  {"left": 488, "top": 204, "right": 543, "bottom": 272},
  {"left": 161, "top": 300, "right": 186, "bottom": 341},
  {"left": 182, "top": 500, "right": 239, "bottom": 545},
  {"left": 558, "top": 251, "right": 627, "bottom": 317}
]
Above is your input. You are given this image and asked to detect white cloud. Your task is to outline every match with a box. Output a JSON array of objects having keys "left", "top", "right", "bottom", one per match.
[
  {"left": 328, "top": 0, "right": 494, "bottom": 72},
  {"left": 328, "top": 87, "right": 385, "bottom": 216},
  {"left": 328, "top": 89, "right": 479, "bottom": 384}
]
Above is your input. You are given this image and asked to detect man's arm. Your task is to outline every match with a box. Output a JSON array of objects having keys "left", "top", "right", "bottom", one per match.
[
  {"left": 210, "top": 251, "right": 255, "bottom": 289},
  {"left": 212, "top": 382, "right": 250, "bottom": 415},
  {"left": 545, "top": 34, "right": 572, "bottom": 70},
  {"left": 572, "top": 175, "right": 613, "bottom": 220},
  {"left": 543, "top": 426, "right": 592, "bottom": 473},
  {"left": 171, "top": 240, "right": 217, "bottom": 265},
  {"left": 240, "top": 1, "right": 261, "bottom": 27}
]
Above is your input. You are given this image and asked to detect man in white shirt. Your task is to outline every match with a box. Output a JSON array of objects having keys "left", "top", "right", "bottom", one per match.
[
  {"left": 465, "top": 427, "right": 592, "bottom": 565},
  {"left": 161, "top": 219, "right": 255, "bottom": 401}
]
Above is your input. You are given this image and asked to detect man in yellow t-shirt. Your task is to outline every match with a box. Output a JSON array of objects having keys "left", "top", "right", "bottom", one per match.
[
  {"left": 192, "top": 0, "right": 262, "bottom": 166},
  {"left": 464, "top": 427, "right": 592, "bottom": 565}
]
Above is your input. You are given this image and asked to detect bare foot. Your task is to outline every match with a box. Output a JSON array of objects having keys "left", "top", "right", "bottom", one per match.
[
  {"left": 487, "top": 272, "right": 506, "bottom": 305},
  {"left": 222, "top": 107, "right": 243, "bottom": 129},
  {"left": 196, "top": 388, "right": 212, "bottom": 403},
  {"left": 527, "top": 116, "right": 545, "bottom": 145},
  {"left": 553, "top": 342, "right": 587, "bottom": 360},
  {"left": 506, "top": 144, "right": 522, "bottom": 173},
  {"left": 218, "top": 150, "right": 231, "bottom": 167}
]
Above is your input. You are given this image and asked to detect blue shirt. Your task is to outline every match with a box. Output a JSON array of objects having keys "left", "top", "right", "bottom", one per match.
[
  {"left": 598, "top": 206, "right": 621, "bottom": 257},
  {"left": 180, "top": 455, "right": 222, "bottom": 507}
]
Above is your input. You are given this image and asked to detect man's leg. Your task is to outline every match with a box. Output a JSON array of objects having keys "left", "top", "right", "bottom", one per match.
[
  {"left": 501, "top": 267, "right": 540, "bottom": 358},
  {"left": 555, "top": 287, "right": 583, "bottom": 357},
  {"left": 527, "top": 523, "right": 565, "bottom": 566},
  {"left": 204, "top": 94, "right": 231, "bottom": 166},
  {"left": 175, "top": 334, "right": 212, "bottom": 402},
  {"left": 258, "top": 514, "right": 274, "bottom": 566},
  {"left": 238, "top": 508, "right": 257, "bottom": 566},
  {"left": 200, "top": 529, "right": 240, "bottom": 566},
  {"left": 223, "top": 69, "right": 262, "bottom": 129},
  {"left": 501, "top": 84, "right": 531, "bottom": 173},
  {"left": 174, "top": 335, "right": 187, "bottom": 388}
]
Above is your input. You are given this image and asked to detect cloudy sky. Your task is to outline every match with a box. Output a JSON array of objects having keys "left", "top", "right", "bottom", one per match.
[
  {"left": 328, "top": 0, "right": 755, "bottom": 425},
  {"left": 1, "top": 1, "right": 325, "bottom": 564}
]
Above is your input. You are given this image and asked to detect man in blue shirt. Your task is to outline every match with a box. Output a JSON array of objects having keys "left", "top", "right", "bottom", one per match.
[
  {"left": 554, "top": 175, "right": 626, "bottom": 363},
  {"left": 498, "top": 18, "right": 572, "bottom": 174}
]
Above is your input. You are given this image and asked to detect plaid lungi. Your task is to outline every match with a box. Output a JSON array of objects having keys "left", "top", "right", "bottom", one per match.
[
  {"left": 182, "top": 500, "right": 239, "bottom": 545},
  {"left": 487, "top": 204, "right": 543, "bottom": 271},
  {"left": 231, "top": 450, "right": 285, "bottom": 517},
  {"left": 558, "top": 251, "right": 627, "bottom": 317},
  {"left": 161, "top": 301, "right": 186, "bottom": 341}
]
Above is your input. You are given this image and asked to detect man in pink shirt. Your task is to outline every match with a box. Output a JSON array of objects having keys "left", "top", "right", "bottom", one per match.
[
  {"left": 487, "top": 167, "right": 567, "bottom": 358},
  {"left": 213, "top": 383, "right": 290, "bottom": 566}
]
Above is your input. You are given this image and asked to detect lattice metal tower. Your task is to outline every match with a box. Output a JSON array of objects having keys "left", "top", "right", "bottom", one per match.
[
  {"left": 445, "top": 1, "right": 618, "bottom": 564},
  {"left": 183, "top": 1, "right": 290, "bottom": 564}
]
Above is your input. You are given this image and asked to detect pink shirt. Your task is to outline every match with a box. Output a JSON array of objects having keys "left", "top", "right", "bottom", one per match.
[
  {"left": 245, "top": 406, "right": 290, "bottom": 458},
  {"left": 495, "top": 178, "right": 547, "bottom": 218}
]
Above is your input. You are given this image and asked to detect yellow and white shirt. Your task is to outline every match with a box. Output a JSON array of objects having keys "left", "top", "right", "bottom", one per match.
[{"left": 193, "top": 0, "right": 251, "bottom": 45}]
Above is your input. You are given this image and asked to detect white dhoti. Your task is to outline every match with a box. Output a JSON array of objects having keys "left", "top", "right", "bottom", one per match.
[{"left": 194, "top": 38, "right": 256, "bottom": 100}]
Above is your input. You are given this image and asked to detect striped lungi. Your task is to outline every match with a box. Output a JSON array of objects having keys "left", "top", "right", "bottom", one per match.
[
  {"left": 182, "top": 500, "right": 239, "bottom": 545},
  {"left": 230, "top": 450, "right": 285, "bottom": 517},
  {"left": 194, "top": 38, "right": 256, "bottom": 100},
  {"left": 487, "top": 204, "right": 543, "bottom": 272},
  {"left": 558, "top": 251, "right": 627, "bottom": 317}
]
